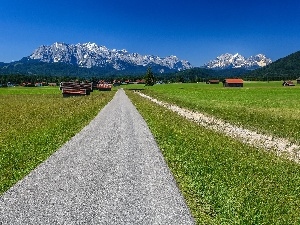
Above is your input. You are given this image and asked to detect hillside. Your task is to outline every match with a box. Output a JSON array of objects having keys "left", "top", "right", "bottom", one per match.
[
  {"left": 0, "top": 57, "right": 248, "bottom": 82},
  {"left": 244, "top": 51, "right": 300, "bottom": 80},
  {"left": 1, "top": 50, "right": 300, "bottom": 83},
  {"left": 0, "top": 58, "right": 177, "bottom": 78},
  {"left": 172, "top": 67, "right": 250, "bottom": 82},
  {"left": 176, "top": 50, "right": 300, "bottom": 81}
]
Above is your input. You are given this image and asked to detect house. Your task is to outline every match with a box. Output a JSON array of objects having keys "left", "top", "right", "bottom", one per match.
[
  {"left": 96, "top": 80, "right": 112, "bottom": 91},
  {"left": 282, "top": 80, "right": 295, "bottom": 86},
  {"left": 206, "top": 80, "right": 219, "bottom": 84},
  {"left": 98, "top": 83, "right": 112, "bottom": 91},
  {"left": 125, "top": 80, "right": 134, "bottom": 84},
  {"left": 35, "top": 83, "right": 43, "bottom": 87},
  {"left": 136, "top": 79, "right": 146, "bottom": 84},
  {"left": 223, "top": 79, "right": 244, "bottom": 87},
  {"left": 113, "top": 80, "right": 121, "bottom": 87},
  {"left": 7, "top": 82, "right": 15, "bottom": 87},
  {"left": 296, "top": 78, "right": 300, "bottom": 84}
]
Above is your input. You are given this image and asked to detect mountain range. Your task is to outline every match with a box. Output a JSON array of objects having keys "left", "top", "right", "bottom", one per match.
[
  {"left": 203, "top": 53, "right": 272, "bottom": 70},
  {"left": 1, "top": 47, "right": 299, "bottom": 82},
  {"left": 28, "top": 42, "right": 192, "bottom": 73},
  {"left": 1, "top": 41, "right": 289, "bottom": 81},
  {"left": 27, "top": 42, "right": 272, "bottom": 72}
]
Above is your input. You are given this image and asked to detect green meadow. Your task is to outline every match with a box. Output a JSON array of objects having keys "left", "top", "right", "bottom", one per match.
[
  {"left": 1, "top": 83, "right": 300, "bottom": 224},
  {"left": 0, "top": 86, "right": 115, "bottom": 194},
  {"left": 125, "top": 82, "right": 300, "bottom": 224},
  {"left": 131, "top": 81, "right": 300, "bottom": 143}
]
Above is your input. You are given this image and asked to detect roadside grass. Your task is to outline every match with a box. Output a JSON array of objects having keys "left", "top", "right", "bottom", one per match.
[
  {"left": 133, "top": 82, "right": 300, "bottom": 143},
  {"left": 0, "top": 87, "right": 115, "bottom": 195},
  {"left": 127, "top": 90, "right": 300, "bottom": 224}
]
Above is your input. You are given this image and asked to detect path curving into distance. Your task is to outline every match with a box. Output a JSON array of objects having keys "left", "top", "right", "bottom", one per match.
[
  {"left": 137, "top": 92, "right": 300, "bottom": 163},
  {"left": 0, "top": 89, "right": 194, "bottom": 224}
]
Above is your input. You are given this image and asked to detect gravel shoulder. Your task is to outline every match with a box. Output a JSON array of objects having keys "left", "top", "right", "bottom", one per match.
[
  {"left": 137, "top": 92, "right": 300, "bottom": 163},
  {"left": 0, "top": 89, "right": 194, "bottom": 224}
]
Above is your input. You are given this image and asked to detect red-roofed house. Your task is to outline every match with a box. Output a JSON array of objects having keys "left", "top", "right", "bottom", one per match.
[{"left": 223, "top": 79, "right": 244, "bottom": 87}]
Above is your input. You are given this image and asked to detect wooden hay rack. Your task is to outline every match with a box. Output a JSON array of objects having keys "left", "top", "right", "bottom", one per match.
[{"left": 60, "top": 82, "right": 93, "bottom": 97}]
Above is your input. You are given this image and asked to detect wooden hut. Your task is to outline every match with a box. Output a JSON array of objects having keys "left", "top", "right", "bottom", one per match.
[
  {"left": 223, "top": 79, "right": 244, "bottom": 87},
  {"left": 207, "top": 80, "right": 220, "bottom": 84},
  {"left": 296, "top": 78, "right": 300, "bottom": 84},
  {"left": 282, "top": 81, "right": 295, "bottom": 86},
  {"left": 60, "top": 81, "right": 93, "bottom": 97}
]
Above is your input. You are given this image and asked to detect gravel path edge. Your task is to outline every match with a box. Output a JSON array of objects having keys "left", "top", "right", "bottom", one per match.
[{"left": 136, "top": 91, "right": 300, "bottom": 163}]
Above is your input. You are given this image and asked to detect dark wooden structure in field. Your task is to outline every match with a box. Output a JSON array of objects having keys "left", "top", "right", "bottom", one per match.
[
  {"left": 60, "top": 82, "right": 93, "bottom": 97},
  {"left": 282, "top": 80, "right": 295, "bottom": 86},
  {"left": 223, "top": 79, "right": 244, "bottom": 87},
  {"left": 206, "top": 80, "right": 220, "bottom": 84},
  {"left": 296, "top": 78, "right": 300, "bottom": 84}
]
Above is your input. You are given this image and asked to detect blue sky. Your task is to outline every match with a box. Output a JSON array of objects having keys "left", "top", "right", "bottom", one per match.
[{"left": 0, "top": 0, "right": 299, "bottom": 66}]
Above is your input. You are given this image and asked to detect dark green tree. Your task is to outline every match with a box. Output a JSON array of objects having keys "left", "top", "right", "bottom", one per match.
[{"left": 144, "top": 67, "right": 155, "bottom": 86}]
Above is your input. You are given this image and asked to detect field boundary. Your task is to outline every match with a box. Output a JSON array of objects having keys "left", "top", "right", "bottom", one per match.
[{"left": 136, "top": 92, "right": 300, "bottom": 163}]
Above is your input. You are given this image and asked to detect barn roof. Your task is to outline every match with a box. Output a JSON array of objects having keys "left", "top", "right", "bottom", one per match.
[{"left": 225, "top": 79, "right": 244, "bottom": 84}]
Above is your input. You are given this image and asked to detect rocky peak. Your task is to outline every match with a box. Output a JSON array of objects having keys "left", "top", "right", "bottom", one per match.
[{"left": 204, "top": 53, "right": 272, "bottom": 69}]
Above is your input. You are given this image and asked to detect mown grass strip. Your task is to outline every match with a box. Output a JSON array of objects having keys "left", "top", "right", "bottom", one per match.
[
  {"left": 126, "top": 90, "right": 300, "bottom": 225},
  {"left": 0, "top": 87, "right": 115, "bottom": 195}
]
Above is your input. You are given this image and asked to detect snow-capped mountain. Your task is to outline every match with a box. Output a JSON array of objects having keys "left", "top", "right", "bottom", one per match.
[
  {"left": 29, "top": 42, "right": 192, "bottom": 72},
  {"left": 204, "top": 53, "right": 272, "bottom": 69}
]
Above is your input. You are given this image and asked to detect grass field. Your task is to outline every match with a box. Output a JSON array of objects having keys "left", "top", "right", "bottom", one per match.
[
  {"left": 124, "top": 82, "right": 300, "bottom": 224},
  {"left": 128, "top": 81, "right": 300, "bottom": 143},
  {"left": 1, "top": 83, "right": 300, "bottom": 224},
  {"left": 0, "top": 86, "right": 115, "bottom": 195}
]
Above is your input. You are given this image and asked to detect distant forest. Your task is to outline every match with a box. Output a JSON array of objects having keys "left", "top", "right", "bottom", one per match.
[
  {"left": 0, "top": 67, "right": 252, "bottom": 85},
  {"left": 1, "top": 51, "right": 300, "bottom": 85}
]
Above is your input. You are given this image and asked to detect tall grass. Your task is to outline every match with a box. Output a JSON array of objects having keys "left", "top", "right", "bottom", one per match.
[
  {"left": 127, "top": 90, "right": 300, "bottom": 224},
  {"left": 135, "top": 82, "right": 300, "bottom": 143},
  {"left": 0, "top": 87, "right": 115, "bottom": 194}
]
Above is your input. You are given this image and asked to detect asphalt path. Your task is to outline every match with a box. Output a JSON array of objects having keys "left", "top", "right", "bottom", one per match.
[{"left": 0, "top": 89, "right": 194, "bottom": 224}]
